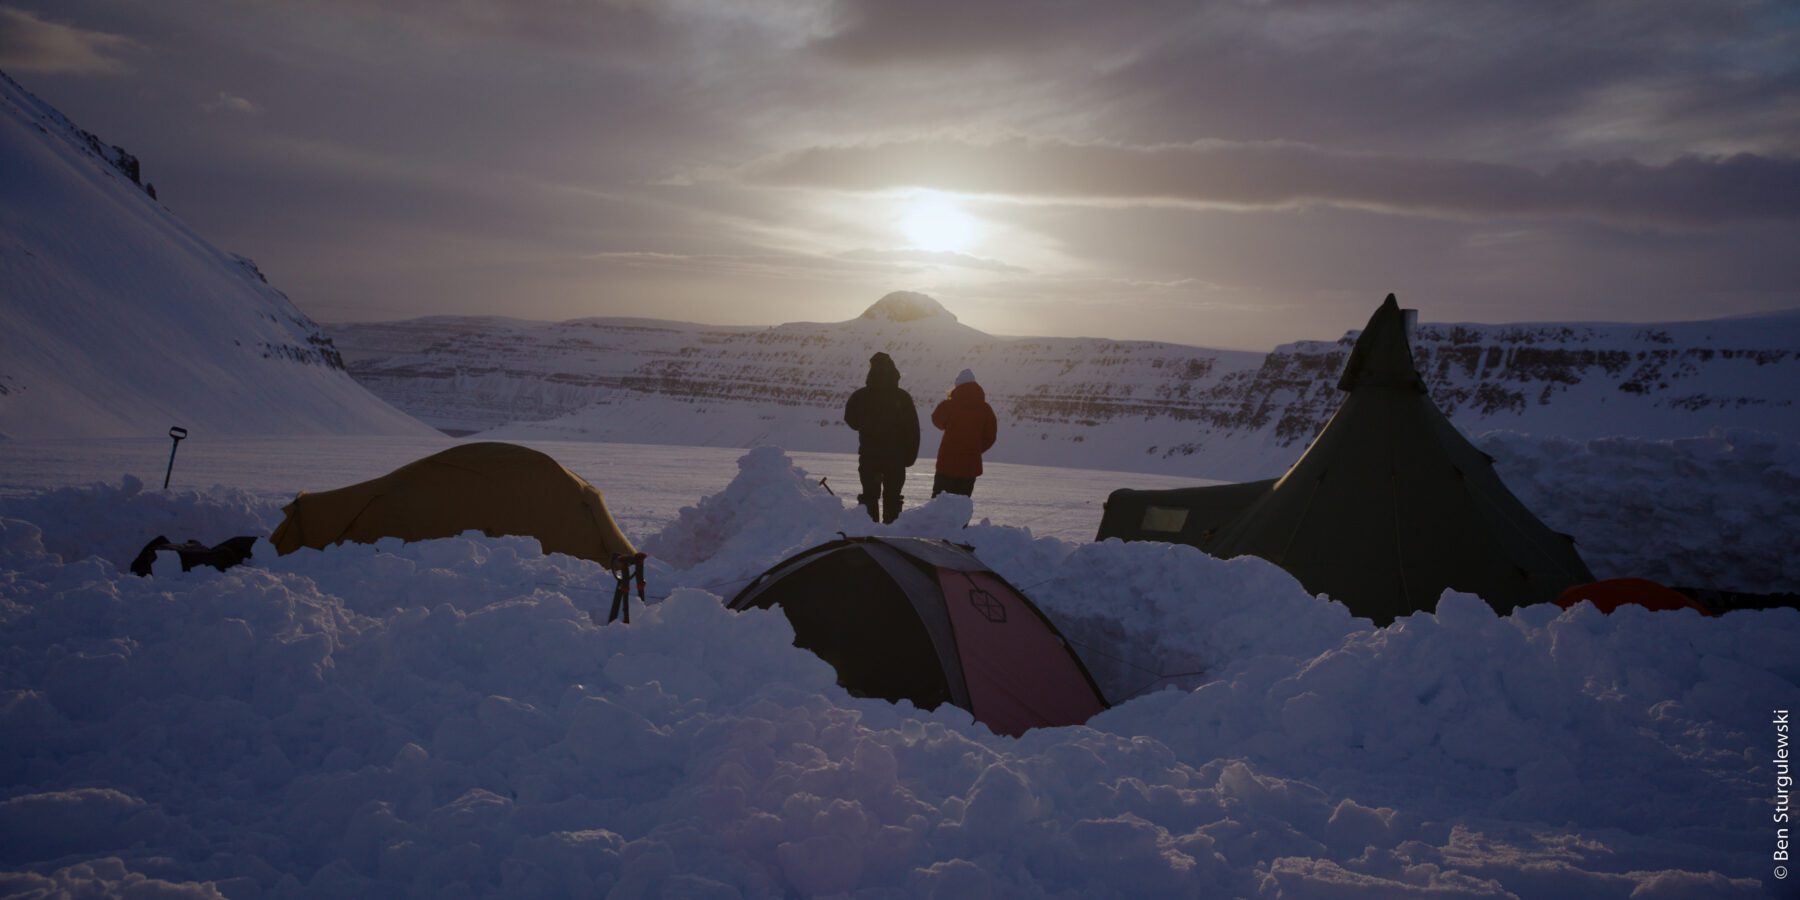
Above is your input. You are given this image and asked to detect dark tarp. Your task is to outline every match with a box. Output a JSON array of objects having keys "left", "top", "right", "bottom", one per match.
[
  {"left": 1097, "top": 295, "right": 1595, "bottom": 623},
  {"left": 1094, "top": 478, "right": 1275, "bottom": 547},
  {"left": 130, "top": 535, "right": 257, "bottom": 577}
]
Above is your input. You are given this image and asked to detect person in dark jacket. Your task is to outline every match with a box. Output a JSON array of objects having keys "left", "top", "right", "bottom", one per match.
[
  {"left": 843, "top": 352, "right": 920, "bottom": 523},
  {"left": 930, "top": 368, "right": 997, "bottom": 498}
]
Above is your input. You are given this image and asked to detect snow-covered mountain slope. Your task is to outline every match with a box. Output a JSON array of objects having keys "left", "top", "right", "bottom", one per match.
[
  {"left": 0, "top": 72, "right": 430, "bottom": 440},
  {"left": 331, "top": 291, "right": 1799, "bottom": 479}
]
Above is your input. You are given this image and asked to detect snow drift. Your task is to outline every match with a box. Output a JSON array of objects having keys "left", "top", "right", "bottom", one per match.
[
  {"left": 0, "top": 446, "right": 1790, "bottom": 897},
  {"left": 1483, "top": 429, "right": 1800, "bottom": 593},
  {"left": 0, "top": 71, "right": 430, "bottom": 439}
]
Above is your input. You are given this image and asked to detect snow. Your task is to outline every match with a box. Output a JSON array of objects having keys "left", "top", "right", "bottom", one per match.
[
  {"left": 0, "top": 73, "right": 430, "bottom": 440},
  {"left": 1483, "top": 429, "right": 1800, "bottom": 593},
  {"left": 0, "top": 439, "right": 1792, "bottom": 897},
  {"left": 0, "top": 436, "right": 1203, "bottom": 549}
]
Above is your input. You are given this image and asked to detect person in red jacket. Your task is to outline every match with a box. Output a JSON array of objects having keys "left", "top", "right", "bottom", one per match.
[{"left": 930, "top": 369, "right": 998, "bottom": 498}]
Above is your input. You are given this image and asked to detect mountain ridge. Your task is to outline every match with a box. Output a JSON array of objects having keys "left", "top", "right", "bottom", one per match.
[{"left": 330, "top": 292, "right": 1798, "bottom": 479}]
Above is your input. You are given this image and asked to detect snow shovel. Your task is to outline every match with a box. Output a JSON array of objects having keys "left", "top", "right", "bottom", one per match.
[{"left": 163, "top": 426, "right": 188, "bottom": 489}]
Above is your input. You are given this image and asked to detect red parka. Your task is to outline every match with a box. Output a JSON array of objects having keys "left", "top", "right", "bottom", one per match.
[{"left": 931, "top": 382, "right": 998, "bottom": 478}]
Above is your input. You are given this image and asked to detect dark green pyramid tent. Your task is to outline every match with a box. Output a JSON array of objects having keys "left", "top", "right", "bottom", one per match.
[{"left": 1096, "top": 295, "right": 1594, "bottom": 623}]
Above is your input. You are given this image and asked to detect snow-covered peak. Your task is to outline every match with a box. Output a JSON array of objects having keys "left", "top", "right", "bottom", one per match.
[{"left": 859, "top": 291, "right": 958, "bottom": 323}]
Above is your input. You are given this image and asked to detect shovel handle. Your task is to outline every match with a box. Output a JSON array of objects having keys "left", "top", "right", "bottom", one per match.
[{"left": 164, "top": 426, "right": 187, "bottom": 489}]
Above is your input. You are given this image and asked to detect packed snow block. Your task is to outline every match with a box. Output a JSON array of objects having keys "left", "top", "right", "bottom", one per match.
[
  {"left": 1483, "top": 429, "right": 1800, "bottom": 593},
  {"left": 423, "top": 789, "right": 515, "bottom": 853},
  {"left": 42, "top": 649, "right": 132, "bottom": 721},
  {"left": 777, "top": 832, "right": 863, "bottom": 895},
  {"left": 561, "top": 695, "right": 676, "bottom": 778},
  {"left": 645, "top": 446, "right": 984, "bottom": 598},
  {"left": 959, "top": 763, "right": 1040, "bottom": 833},
  {"left": 0, "top": 447, "right": 1791, "bottom": 895},
  {"left": 1262, "top": 856, "right": 1517, "bottom": 898},
  {"left": 474, "top": 695, "right": 562, "bottom": 750},
  {"left": 505, "top": 830, "right": 625, "bottom": 898},
  {"left": 970, "top": 534, "right": 1361, "bottom": 703},
  {"left": 643, "top": 446, "right": 861, "bottom": 577},
  {"left": 0, "top": 517, "right": 49, "bottom": 562},
  {"left": 0, "top": 691, "right": 67, "bottom": 777},
  {"left": 0, "top": 859, "right": 225, "bottom": 900},
  {"left": 0, "top": 789, "right": 171, "bottom": 863},
  {"left": 1322, "top": 799, "right": 1399, "bottom": 855},
  {"left": 1057, "top": 814, "right": 1204, "bottom": 892},
  {"left": 0, "top": 475, "right": 281, "bottom": 572},
  {"left": 908, "top": 858, "right": 997, "bottom": 898}
]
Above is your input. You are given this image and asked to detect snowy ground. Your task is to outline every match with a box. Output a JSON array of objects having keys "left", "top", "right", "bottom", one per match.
[
  {"left": 1, "top": 436, "right": 1795, "bottom": 897},
  {"left": 1485, "top": 429, "right": 1800, "bottom": 594},
  {"left": 0, "top": 436, "right": 1203, "bottom": 548}
]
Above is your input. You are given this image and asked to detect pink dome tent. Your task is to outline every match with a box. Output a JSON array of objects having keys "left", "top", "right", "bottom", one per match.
[{"left": 728, "top": 537, "right": 1109, "bottom": 736}]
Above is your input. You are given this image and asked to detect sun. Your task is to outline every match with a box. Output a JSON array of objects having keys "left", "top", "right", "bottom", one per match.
[{"left": 897, "top": 193, "right": 978, "bottom": 253}]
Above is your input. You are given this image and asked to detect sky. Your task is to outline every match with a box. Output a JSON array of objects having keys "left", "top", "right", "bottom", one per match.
[{"left": 3, "top": 0, "right": 1798, "bottom": 350}]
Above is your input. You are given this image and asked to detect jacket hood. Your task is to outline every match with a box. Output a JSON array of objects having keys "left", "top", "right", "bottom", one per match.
[
  {"left": 948, "top": 380, "right": 985, "bottom": 402},
  {"left": 865, "top": 352, "right": 901, "bottom": 388}
]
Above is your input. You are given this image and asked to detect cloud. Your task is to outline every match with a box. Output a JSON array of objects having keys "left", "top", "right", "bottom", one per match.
[
  {"left": 585, "top": 249, "right": 919, "bottom": 279},
  {"left": 203, "top": 91, "right": 260, "bottom": 115},
  {"left": 17, "top": 0, "right": 1798, "bottom": 344},
  {"left": 750, "top": 137, "right": 1800, "bottom": 227},
  {"left": 296, "top": 0, "right": 704, "bottom": 57},
  {"left": 809, "top": 0, "right": 1800, "bottom": 163},
  {"left": 0, "top": 7, "right": 136, "bottom": 74},
  {"left": 839, "top": 247, "right": 1027, "bottom": 273},
  {"left": 811, "top": 0, "right": 1153, "bottom": 64}
]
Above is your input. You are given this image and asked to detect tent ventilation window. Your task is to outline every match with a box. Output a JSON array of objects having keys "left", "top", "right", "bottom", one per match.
[{"left": 1141, "top": 506, "right": 1189, "bottom": 533}]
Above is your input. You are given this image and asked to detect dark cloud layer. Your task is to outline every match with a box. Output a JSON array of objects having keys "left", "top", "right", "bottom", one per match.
[
  {"left": 814, "top": 0, "right": 1800, "bottom": 160},
  {"left": 0, "top": 7, "right": 134, "bottom": 73}
]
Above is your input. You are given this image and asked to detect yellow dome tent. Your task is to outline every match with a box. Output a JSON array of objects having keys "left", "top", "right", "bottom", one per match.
[{"left": 271, "top": 442, "right": 635, "bottom": 565}]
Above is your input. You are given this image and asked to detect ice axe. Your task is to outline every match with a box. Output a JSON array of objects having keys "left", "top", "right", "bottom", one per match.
[
  {"left": 819, "top": 476, "right": 835, "bottom": 496},
  {"left": 162, "top": 426, "right": 188, "bottom": 489},
  {"left": 606, "top": 552, "right": 648, "bottom": 625}
]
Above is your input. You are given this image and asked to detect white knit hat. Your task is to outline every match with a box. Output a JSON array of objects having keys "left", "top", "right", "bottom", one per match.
[{"left": 953, "top": 368, "right": 976, "bottom": 386}]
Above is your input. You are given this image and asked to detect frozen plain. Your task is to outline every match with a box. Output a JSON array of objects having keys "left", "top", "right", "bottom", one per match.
[
  {"left": 0, "top": 433, "right": 1796, "bottom": 898},
  {"left": 0, "top": 436, "right": 1203, "bottom": 547}
]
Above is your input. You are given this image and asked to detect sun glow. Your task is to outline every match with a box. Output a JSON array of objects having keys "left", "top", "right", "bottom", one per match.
[{"left": 897, "top": 193, "right": 979, "bottom": 253}]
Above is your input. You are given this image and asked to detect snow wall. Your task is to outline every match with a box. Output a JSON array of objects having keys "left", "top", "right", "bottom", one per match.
[{"left": 1, "top": 437, "right": 1794, "bottom": 897}]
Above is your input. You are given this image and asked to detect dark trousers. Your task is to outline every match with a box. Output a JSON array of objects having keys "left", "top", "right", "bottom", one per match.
[
  {"left": 857, "top": 461, "right": 905, "bottom": 524},
  {"left": 931, "top": 474, "right": 976, "bottom": 498}
]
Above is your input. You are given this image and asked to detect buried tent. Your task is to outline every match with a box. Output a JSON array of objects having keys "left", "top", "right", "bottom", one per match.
[
  {"left": 271, "top": 442, "right": 635, "bottom": 564},
  {"left": 728, "top": 537, "right": 1109, "bottom": 736},
  {"left": 1096, "top": 294, "right": 1595, "bottom": 624}
]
